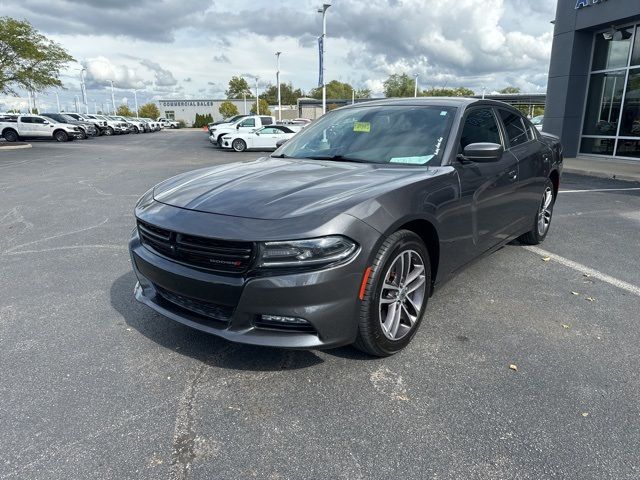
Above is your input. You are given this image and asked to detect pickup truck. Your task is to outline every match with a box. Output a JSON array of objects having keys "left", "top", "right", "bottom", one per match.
[
  {"left": 209, "top": 115, "right": 275, "bottom": 146},
  {"left": 0, "top": 114, "right": 82, "bottom": 142},
  {"left": 157, "top": 117, "right": 179, "bottom": 129}
]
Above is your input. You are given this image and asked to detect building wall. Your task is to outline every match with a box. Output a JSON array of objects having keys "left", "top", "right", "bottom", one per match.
[
  {"left": 158, "top": 99, "right": 252, "bottom": 125},
  {"left": 546, "top": 0, "right": 640, "bottom": 157}
]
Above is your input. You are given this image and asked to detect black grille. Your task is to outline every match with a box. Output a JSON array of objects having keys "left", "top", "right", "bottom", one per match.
[
  {"left": 253, "top": 318, "right": 317, "bottom": 334},
  {"left": 155, "top": 285, "right": 233, "bottom": 323},
  {"left": 137, "top": 220, "right": 254, "bottom": 273}
]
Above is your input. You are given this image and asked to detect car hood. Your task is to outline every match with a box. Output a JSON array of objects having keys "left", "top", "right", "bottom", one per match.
[{"left": 152, "top": 157, "right": 438, "bottom": 220}]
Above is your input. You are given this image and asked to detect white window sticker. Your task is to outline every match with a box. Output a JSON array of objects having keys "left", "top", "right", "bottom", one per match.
[
  {"left": 389, "top": 155, "right": 434, "bottom": 165},
  {"left": 440, "top": 111, "right": 448, "bottom": 116}
]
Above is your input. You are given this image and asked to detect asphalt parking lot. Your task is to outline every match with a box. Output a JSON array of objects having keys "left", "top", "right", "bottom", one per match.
[{"left": 1, "top": 130, "right": 639, "bottom": 480}]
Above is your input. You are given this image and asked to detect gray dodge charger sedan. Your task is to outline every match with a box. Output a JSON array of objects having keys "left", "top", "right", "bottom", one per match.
[{"left": 129, "top": 98, "right": 562, "bottom": 356}]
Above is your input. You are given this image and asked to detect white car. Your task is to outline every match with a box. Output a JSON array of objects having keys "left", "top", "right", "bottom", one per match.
[
  {"left": 209, "top": 115, "right": 276, "bottom": 147},
  {"left": 0, "top": 114, "right": 82, "bottom": 142},
  {"left": 157, "top": 117, "right": 179, "bottom": 129},
  {"left": 220, "top": 125, "right": 301, "bottom": 152},
  {"left": 531, "top": 115, "right": 544, "bottom": 132}
]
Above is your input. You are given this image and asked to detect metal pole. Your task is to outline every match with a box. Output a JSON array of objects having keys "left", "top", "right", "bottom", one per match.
[
  {"left": 27, "top": 90, "right": 32, "bottom": 114},
  {"left": 133, "top": 90, "right": 139, "bottom": 117},
  {"left": 320, "top": 4, "right": 330, "bottom": 115},
  {"left": 93, "top": 100, "right": 97, "bottom": 114},
  {"left": 74, "top": 95, "right": 79, "bottom": 113},
  {"left": 80, "top": 68, "right": 89, "bottom": 114},
  {"left": 110, "top": 80, "right": 116, "bottom": 112},
  {"left": 55, "top": 92, "right": 61, "bottom": 113},
  {"left": 352, "top": 88, "right": 355, "bottom": 104},
  {"left": 414, "top": 73, "right": 419, "bottom": 97},
  {"left": 255, "top": 77, "right": 259, "bottom": 115},
  {"left": 276, "top": 52, "right": 282, "bottom": 122},
  {"left": 243, "top": 91, "right": 247, "bottom": 114},
  {"left": 33, "top": 92, "right": 38, "bottom": 113}
]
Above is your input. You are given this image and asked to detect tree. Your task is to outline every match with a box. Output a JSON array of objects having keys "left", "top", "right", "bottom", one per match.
[
  {"left": 383, "top": 74, "right": 416, "bottom": 97},
  {"left": 355, "top": 88, "right": 372, "bottom": 99},
  {"left": 309, "top": 80, "right": 358, "bottom": 100},
  {"left": 250, "top": 98, "right": 271, "bottom": 115},
  {"left": 193, "top": 113, "right": 213, "bottom": 128},
  {"left": 116, "top": 105, "right": 133, "bottom": 116},
  {"left": 138, "top": 102, "right": 159, "bottom": 119},
  {"left": 219, "top": 101, "right": 239, "bottom": 119},
  {"left": 499, "top": 86, "right": 521, "bottom": 94},
  {"left": 226, "top": 76, "right": 251, "bottom": 99},
  {"left": 422, "top": 86, "right": 475, "bottom": 97},
  {"left": 261, "top": 82, "right": 304, "bottom": 105},
  {"left": 0, "top": 17, "right": 75, "bottom": 95}
]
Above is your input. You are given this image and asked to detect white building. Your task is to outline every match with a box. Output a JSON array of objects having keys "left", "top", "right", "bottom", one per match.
[{"left": 158, "top": 99, "right": 251, "bottom": 125}]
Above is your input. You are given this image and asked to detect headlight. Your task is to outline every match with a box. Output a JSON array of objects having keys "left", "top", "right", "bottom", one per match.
[
  {"left": 257, "top": 236, "right": 358, "bottom": 268},
  {"left": 135, "top": 188, "right": 154, "bottom": 209}
]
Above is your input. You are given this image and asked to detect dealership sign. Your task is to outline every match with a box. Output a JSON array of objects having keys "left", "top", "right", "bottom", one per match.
[
  {"left": 159, "top": 100, "right": 216, "bottom": 107},
  {"left": 575, "top": 0, "right": 608, "bottom": 9}
]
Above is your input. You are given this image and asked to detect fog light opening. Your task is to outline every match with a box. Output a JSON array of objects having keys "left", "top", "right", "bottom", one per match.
[{"left": 260, "top": 314, "right": 309, "bottom": 325}]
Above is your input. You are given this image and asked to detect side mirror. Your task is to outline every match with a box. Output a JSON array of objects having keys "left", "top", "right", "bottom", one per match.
[
  {"left": 460, "top": 142, "right": 503, "bottom": 162},
  {"left": 275, "top": 139, "right": 288, "bottom": 148},
  {"left": 236, "top": 125, "right": 240, "bottom": 129},
  {"left": 43, "top": 120, "right": 49, "bottom": 124}
]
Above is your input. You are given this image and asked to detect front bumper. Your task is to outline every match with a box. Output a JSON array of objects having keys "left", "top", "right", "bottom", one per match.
[{"left": 128, "top": 206, "right": 379, "bottom": 349}]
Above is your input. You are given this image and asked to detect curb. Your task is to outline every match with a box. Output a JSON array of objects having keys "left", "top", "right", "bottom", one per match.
[
  {"left": 564, "top": 167, "right": 640, "bottom": 183},
  {"left": 0, "top": 143, "right": 32, "bottom": 151}
]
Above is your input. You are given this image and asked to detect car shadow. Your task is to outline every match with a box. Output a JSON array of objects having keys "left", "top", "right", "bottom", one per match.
[{"left": 110, "top": 271, "right": 326, "bottom": 371}]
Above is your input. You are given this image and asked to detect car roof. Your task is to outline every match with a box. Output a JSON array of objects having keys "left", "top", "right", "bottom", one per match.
[{"left": 339, "top": 97, "right": 520, "bottom": 111}]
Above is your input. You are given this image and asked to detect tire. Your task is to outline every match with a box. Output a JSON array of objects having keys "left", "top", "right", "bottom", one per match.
[
  {"left": 354, "top": 230, "right": 431, "bottom": 357},
  {"left": 79, "top": 129, "right": 87, "bottom": 140},
  {"left": 232, "top": 138, "right": 247, "bottom": 152},
  {"left": 133, "top": 126, "right": 140, "bottom": 134},
  {"left": 3, "top": 129, "right": 19, "bottom": 142},
  {"left": 216, "top": 134, "right": 226, "bottom": 147},
  {"left": 54, "top": 130, "right": 69, "bottom": 142},
  {"left": 105, "top": 127, "right": 114, "bottom": 136},
  {"left": 519, "top": 178, "right": 555, "bottom": 245}
]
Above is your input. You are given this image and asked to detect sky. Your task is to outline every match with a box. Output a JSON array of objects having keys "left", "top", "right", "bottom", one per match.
[{"left": 0, "top": 0, "right": 558, "bottom": 113}]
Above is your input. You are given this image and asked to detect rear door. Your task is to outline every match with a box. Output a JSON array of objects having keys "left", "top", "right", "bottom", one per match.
[
  {"left": 497, "top": 109, "right": 547, "bottom": 230},
  {"left": 236, "top": 117, "right": 256, "bottom": 133},
  {"left": 253, "top": 127, "right": 281, "bottom": 148}
]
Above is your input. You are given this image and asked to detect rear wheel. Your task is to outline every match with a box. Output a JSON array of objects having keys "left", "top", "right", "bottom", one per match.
[
  {"left": 105, "top": 127, "right": 114, "bottom": 136},
  {"left": 79, "top": 129, "right": 87, "bottom": 140},
  {"left": 519, "top": 178, "right": 555, "bottom": 245},
  {"left": 3, "top": 129, "right": 19, "bottom": 142},
  {"left": 232, "top": 139, "right": 247, "bottom": 152},
  {"left": 54, "top": 130, "right": 69, "bottom": 142},
  {"left": 354, "top": 230, "right": 431, "bottom": 357}
]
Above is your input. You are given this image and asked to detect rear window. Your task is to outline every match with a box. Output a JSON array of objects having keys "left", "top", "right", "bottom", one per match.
[
  {"left": 260, "top": 116, "right": 273, "bottom": 125},
  {"left": 499, "top": 110, "right": 529, "bottom": 147}
]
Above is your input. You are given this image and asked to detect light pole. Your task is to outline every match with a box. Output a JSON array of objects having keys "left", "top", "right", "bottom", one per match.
[
  {"left": 27, "top": 90, "right": 32, "bottom": 114},
  {"left": 80, "top": 68, "right": 89, "bottom": 114},
  {"left": 352, "top": 87, "right": 355, "bottom": 105},
  {"left": 243, "top": 91, "right": 247, "bottom": 114},
  {"left": 318, "top": 3, "right": 331, "bottom": 115},
  {"left": 55, "top": 92, "right": 61, "bottom": 113},
  {"left": 275, "top": 51, "right": 282, "bottom": 122},
  {"left": 133, "top": 90, "right": 139, "bottom": 117},
  {"left": 110, "top": 80, "right": 116, "bottom": 113},
  {"left": 255, "top": 76, "right": 259, "bottom": 114},
  {"left": 74, "top": 95, "right": 79, "bottom": 113},
  {"left": 414, "top": 73, "right": 419, "bottom": 98}
]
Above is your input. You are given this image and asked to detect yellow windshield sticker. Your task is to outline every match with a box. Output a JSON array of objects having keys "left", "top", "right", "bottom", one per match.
[{"left": 353, "top": 122, "right": 371, "bottom": 133}]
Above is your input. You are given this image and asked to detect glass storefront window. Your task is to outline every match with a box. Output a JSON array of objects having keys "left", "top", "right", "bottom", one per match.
[
  {"left": 592, "top": 26, "right": 634, "bottom": 71},
  {"left": 581, "top": 137, "right": 615, "bottom": 156},
  {"left": 620, "top": 68, "right": 640, "bottom": 137},
  {"left": 632, "top": 26, "right": 640, "bottom": 67},
  {"left": 582, "top": 71, "right": 625, "bottom": 136},
  {"left": 616, "top": 139, "right": 640, "bottom": 158}
]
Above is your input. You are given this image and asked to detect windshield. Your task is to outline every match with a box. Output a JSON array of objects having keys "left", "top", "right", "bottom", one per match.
[{"left": 275, "top": 105, "right": 455, "bottom": 165}]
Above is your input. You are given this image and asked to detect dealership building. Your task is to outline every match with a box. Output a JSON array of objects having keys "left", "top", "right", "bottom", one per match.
[
  {"left": 157, "top": 99, "right": 249, "bottom": 125},
  {"left": 547, "top": 0, "right": 640, "bottom": 159}
]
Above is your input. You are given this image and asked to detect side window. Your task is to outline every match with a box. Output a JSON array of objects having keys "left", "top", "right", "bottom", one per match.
[
  {"left": 499, "top": 110, "right": 529, "bottom": 147},
  {"left": 460, "top": 108, "right": 501, "bottom": 149},
  {"left": 21, "top": 116, "right": 34, "bottom": 123},
  {"left": 260, "top": 127, "right": 277, "bottom": 134},
  {"left": 260, "top": 116, "right": 273, "bottom": 125},
  {"left": 33, "top": 117, "right": 46, "bottom": 124}
]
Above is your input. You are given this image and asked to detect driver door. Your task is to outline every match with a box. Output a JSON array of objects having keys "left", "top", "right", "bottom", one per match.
[
  {"left": 253, "top": 127, "right": 280, "bottom": 148},
  {"left": 236, "top": 118, "right": 256, "bottom": 133},
  {"left": 452, "top": 107, "right": 521, "bottom": 258}
]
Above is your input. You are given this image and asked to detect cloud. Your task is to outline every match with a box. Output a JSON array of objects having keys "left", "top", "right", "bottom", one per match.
[
  {"left": 82, "top": 56, "right": 147, "bottom": 89},
  {"left": 213, "top": 54, "right": 231, "bottom": 64},
  {"left": 184, "top": 77, "right": 192, "bottom": 82},
  {"left": 139, "top": 59, "right": 178, "bottom": 86}
]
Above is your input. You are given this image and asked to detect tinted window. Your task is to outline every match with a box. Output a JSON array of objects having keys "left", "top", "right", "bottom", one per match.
[
  {"left": 499, "top": 110, "right": 529, "bottom": 147},
  {"left": 260, "top": 127, "right": 279, "bottom": 134},
  {"left": 260, "top": 116, "right": 273, "bottom": 125},
  {"left": 460, "top": 108, "right": 501, "bottom": 149},
  {"left": 21, "top": 116, "right": 35, "bottom": 123},
  {"left": 239, "top": 118, "right": 255, "bottom": 127}
]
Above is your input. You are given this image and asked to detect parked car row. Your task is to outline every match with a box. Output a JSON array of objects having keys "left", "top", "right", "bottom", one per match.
[
  {"left": 0, "top": 112, "right": 171, "bottom": 142},
  {"left": 208, "top": 114, "right": 310, "bottom": 152}
]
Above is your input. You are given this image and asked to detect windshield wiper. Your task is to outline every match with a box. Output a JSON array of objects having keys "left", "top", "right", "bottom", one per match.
[
  {"left": 304, "top": 155, "right": 370, "bottom": 164},
  {"left": 270, "top": 153, "right": 292, "bottom": 158}
]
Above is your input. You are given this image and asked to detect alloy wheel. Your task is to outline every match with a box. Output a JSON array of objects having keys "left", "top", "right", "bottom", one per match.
[
  {"left": 378, "top": 250, "right": 427, "bottom": 341},
  {"left": 537, "top": 186, "right": 553, "bottom": 236}
]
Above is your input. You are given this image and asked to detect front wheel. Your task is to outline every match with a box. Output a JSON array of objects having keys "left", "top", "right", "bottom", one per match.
[
  {"left": 519, "top": 178, "right": 555, "bottom": 245},
  {"left": 54, "top": 130, "right": 69, "bottom": 142},
  {"left": 79, "top": 129, "right": 87, "bottom": 140},
  {"left": 232, "top": 139, "right": 247, "bottom": 152},
  {"left": 354, "top": 230, "right": 431, "bottom": 357},
  {"left": 105, "top": 127, "right": 114, "bottom": 136}
]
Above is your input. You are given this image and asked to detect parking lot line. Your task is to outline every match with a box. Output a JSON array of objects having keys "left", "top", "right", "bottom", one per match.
[
  {"left": 559, "top": 187, "right": 640, "bottom": 193},
  {"left": 523, "top": 246, "right": 640, "bottom": 297}
]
